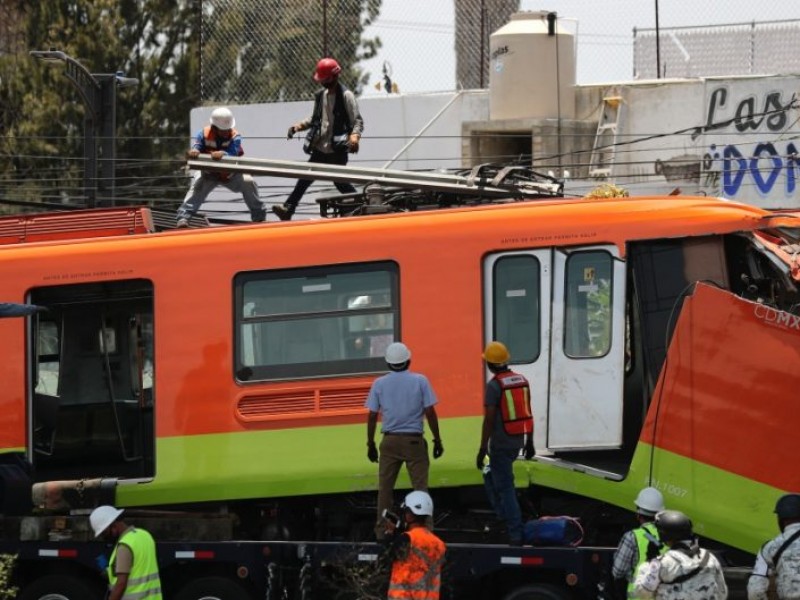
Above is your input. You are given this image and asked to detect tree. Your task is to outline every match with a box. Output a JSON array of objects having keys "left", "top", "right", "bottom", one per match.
[
  {"left": 0, "top": 0, "right": 383, "bottom": 212},
  {"left": 0, "top": 554, "right": 17, "bottom": 599},
  {"left": 200, "top": 0, "right": 382, "bottom": 103},
  {"left": 0, "top": 0, "right": 200, "bottom": 210}
]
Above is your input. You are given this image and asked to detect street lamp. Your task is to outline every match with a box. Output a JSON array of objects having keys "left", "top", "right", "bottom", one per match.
[{"left": 30, "top": 49, "right": 138, "bottom": 208}]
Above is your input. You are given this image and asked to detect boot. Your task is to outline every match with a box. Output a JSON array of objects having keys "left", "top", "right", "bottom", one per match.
[{"left": 271, "top": 204, "right": 293, "bottom": 221}]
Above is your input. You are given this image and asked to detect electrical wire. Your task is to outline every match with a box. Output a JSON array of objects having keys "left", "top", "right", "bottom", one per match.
[{"left": 2, "top": 97, "right": 799, "bottom": 211}]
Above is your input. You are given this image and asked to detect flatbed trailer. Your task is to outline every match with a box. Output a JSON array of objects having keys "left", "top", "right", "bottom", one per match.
[{"left": 1, "top": 532, "right": 615, "bottom": 600}]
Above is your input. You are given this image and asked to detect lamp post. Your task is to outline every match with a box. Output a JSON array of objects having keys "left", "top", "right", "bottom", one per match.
[{"left": 30, "top": 50, "right": 138, "bottom": 208}]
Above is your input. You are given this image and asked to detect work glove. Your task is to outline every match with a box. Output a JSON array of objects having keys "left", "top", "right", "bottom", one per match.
[
  {"left": 367, "top": 441, "right": 379, "bottom": 463},
  {"left": 186, "top": 149, "right": 200, "bottom": 159},
  {"left": 95, "top": 553, "right": 109, "bottom": 571},
  {"left": 432, "top": 438, "right": 444, "bottom": 459},
  {"left": 348, "top": 133, "right": 360, "bottom": 154},
  {"left": 287, "top": 125, "right": 296, "bottom": 140},
  {"left": 476, "top": 447, "right": 488, "bottom": 470},
  {"left": 524, "top": 439, "right": 536, "bottom": 460}
]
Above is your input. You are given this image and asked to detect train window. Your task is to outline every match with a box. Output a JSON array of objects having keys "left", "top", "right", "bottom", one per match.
[
  {"left": 564, "top": 250, "right": 613, "bottom": 358},
  {"left": 235, "top": 262, "right": 399, "bottom": 381},
  {"left": 492, "top": 255, "right": 540, "bottom": 363},
  {"left": 36, "top": 321, "right": 60, "bottom": 396}
]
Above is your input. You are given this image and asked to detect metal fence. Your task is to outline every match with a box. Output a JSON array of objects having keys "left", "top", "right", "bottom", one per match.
[
  {"left": 200, "top": 1, "right": 800, "bottom": 105},
  {"left": 199, "top": 0, "right": 521, "bottom": 103},
  {"left": 634, "top": 20, "right": 800, "bottom": 80}
]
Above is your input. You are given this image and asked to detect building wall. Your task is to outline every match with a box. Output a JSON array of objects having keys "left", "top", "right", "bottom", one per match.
[{"left": 192, "top": 73, "right": 800, "bottom": 217}]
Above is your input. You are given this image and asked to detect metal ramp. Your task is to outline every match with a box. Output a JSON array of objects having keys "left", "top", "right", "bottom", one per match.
[
  {"left": 588, "top": 95, "right": 624, "bottom": 179},
  {"left": 187, "top": 156, "right": 563, "bottom": 218}
]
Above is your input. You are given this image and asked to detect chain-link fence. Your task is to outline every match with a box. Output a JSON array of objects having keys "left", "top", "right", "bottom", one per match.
[
  {"left": 200, "top": 0, "right": 800, "bottom": 105},
  {"left": 634, "top": 19, "right": 800, "bottom": 79},
  {"left": 199, "top": 0, "right": 521, "bottom": 103}
]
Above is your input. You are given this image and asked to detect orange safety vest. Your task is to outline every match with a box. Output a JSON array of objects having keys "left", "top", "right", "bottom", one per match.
[
  {"left": 201, "top": 126, "right": 241, "bottom": 180},
  {"left": 388, "top": 526, "right": 446, "bottom": 600},
  {"left": 493, "top": 371, "right": 533, "bottom": 436}
]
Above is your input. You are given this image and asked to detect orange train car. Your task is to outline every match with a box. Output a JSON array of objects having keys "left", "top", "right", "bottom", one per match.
[{"left": 0, "top": 196, "right": 798, "bottom": 553}]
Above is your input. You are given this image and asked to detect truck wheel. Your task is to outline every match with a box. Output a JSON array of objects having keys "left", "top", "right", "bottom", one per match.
[
  {"left": 175, "top": 576, "right": 252, "bottom": 600},
  {"left": 503, "top": 583, "right": 571, "bottom": 600},
  {"left": 20, "top": 573, "right": 104, "bottom": 600}
]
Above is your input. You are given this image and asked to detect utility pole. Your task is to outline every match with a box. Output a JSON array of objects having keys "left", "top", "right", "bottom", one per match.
[
  {"left": 30, "top": 50, "right": 138, "bottom": 208},
  {"left": 655, "top": 0, "right": 662, "bottom": 78}
]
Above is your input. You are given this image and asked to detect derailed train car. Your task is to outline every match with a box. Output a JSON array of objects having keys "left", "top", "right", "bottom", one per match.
[{"left": 0, "top": 188, "right": 798, "bottom": 583}]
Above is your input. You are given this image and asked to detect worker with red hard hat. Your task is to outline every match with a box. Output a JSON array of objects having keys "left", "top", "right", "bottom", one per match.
[{"left": 274, "top": 57, "right": 364, "bottom": 221}]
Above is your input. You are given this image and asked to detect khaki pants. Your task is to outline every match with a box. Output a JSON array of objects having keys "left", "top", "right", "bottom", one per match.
[{"left": 375, "top": 434, "right": 429, "bottom": 540}]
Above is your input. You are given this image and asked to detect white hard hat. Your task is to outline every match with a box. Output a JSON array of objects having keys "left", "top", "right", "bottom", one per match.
[
  {"left": 634, "top": 487, "right": 665, "bottom": 516},
  {"left": 89, "top": 505, "right": 124, "bottom": 537},
  {"left": 209, "top": 107, "right": 235, "bottom": 131},
  {"left": 385, "top": 342, "right": 411, "bottom": 365},
  {"left": 402, "top": 490, "right": 434, "bottom": 517}
]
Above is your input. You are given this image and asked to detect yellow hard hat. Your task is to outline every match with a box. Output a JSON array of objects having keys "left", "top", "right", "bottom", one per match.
[{"left": 483, "top": 341, "right": 510, "bottom": 364}]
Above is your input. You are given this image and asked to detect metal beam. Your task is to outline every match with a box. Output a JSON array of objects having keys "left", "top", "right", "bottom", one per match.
[{"left": 186, "top": 156, "right": 562, "bottom": 198}]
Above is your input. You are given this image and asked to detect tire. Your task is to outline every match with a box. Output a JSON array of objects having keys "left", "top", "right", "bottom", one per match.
[
  {"left": 175, "top": 576, "right": 253, "bottom": 600},
  {"left": 20, "top": 573, "right": 104, "bottom": 600},
  {"left": 503, "top": 583, "right": 571, "bottom": 600}
]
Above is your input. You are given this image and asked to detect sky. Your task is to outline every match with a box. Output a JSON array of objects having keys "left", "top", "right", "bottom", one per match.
[{"left": 359, "top": 0, "right": 800, "bottom": 96}]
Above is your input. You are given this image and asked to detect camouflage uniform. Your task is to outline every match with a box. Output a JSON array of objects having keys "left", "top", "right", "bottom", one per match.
[
  {"left": 748, "top": 523, "right": 800, "bottom": 600},
  {"left": 633, "top": 544, "right": 728, "bottom": 600}
]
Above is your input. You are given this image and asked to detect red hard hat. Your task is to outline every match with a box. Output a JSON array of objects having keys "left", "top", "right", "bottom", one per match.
[{"left": 314, "top": 58, "right": 341, "bottom": 83}]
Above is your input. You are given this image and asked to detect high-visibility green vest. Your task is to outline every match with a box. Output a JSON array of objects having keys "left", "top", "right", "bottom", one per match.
[
  {"left": 627, "top": 522, "right": 666, "bottom": 598},
  {"left": 107, "top": 527, "right": 162, "bottom": 600}
]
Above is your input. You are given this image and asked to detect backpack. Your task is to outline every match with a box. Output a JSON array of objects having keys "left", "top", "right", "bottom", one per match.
[{"left": 523, "top": 516, "right": 584, "bottom": 547}]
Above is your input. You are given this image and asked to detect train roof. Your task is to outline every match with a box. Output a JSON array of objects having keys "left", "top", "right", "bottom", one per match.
[{"left": 0, "top": 194, "right": 787, "bottom": 255}]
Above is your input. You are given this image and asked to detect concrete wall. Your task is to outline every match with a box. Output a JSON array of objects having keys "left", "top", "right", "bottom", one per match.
[{"left": 191, "top": 73, "right": 800, "bottom": 219}]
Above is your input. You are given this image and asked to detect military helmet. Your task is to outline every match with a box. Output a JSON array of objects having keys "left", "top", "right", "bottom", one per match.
[
  {"left": 655, "top": 510, "right": 693, "bottom": 541},
  {"left": 775, "top": 494, "right": 800, "bottom": 520}
]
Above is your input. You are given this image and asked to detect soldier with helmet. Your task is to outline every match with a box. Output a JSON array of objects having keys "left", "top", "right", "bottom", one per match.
[
  {"left": 476, "top": 340, "right": 535, "bottom": 546},
  {"left": 611, "top": 487, "right": 667, "bottom": 599},
  {"left": 748, "top": 493, "right": 800, "bottom": 600},
  {"left": 365, "top": 342, "right": 443, "bottom": 540},
  {"left": 274, "top": 57, "right": 365, "bottom": 221},
  {"left": 384, "top": 490, "right": 446, "bottom": 600},
  {"left": 633, "top": 510, "right": 727, "bottom": 600},
  {"left": 176, "top": 106, "right": 266, "bottom": 226}
]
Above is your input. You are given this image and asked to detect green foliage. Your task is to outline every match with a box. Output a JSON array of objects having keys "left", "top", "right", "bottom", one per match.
[
  {"left": 0, "top": 554, "right": 18, "bottom": 599},
  {"left": 0, "top": 0, "right": 384, "bottom": 210},
  {"left": 201, "top": 0, "right": 382, "bottom": 103},
  {"left": 0, "top": 0, "right": 200, "bottom": 208}
]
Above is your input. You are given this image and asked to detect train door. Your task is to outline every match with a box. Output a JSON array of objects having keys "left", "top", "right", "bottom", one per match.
[
  {"left": 483, "top": 246, "right": 626, "bottom": 453},
  {"left": 483, "top": 251, "right": 552, "bottom": 452},
  {"left": 29, "top": 279, "right": 155, "bottom": 481}
]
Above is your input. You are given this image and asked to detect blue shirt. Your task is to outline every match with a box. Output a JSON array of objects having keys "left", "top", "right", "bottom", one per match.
[
  {"left": 191, "top": 128, "right": 244, "bottom": 157},
  {"left": 365, "top": 371, "right": 438, "bottom": 434}
]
